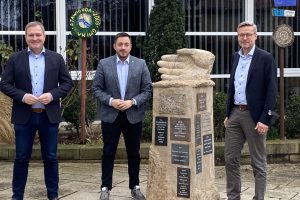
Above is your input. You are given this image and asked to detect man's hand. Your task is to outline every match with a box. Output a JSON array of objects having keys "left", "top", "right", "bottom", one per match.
[
  {"left": 38, "top": 93, "right": 52, "bottom": 105},
  {"left": 111, "top": 99, "right": 133, "bottom": 111},
  {"left": 255, "top": 122, "right": 269, "bottom": 135},
  {"left": 23, "top": 93, "right": 39, "bottom": 105},
  {"left": 157, "top": 48, "right": 215, "bottom": 80},
  {"left": 224, "top": 117, "right": 228, "bottom": 128}
]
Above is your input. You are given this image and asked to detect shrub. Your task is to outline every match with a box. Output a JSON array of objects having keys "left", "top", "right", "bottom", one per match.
[
  {"left": 213, "top": 92, "right": 227, "bottom": 141},
  {"left": 212, "top": 92, "right": 283, "bottom": 141},
  {"left": 285, "top": 93, "right": 300, "bottom": 139},
  {"left": 62, "top": 92, "right": 97, "bottom": 134},
  {"left": 267, "top": 96, "right": 280, "bottom": 140},
  {"left": 60, "top": 37, "right": 98, "bottom": 143},
  {"left": 143, "top": 0, "right": 186, "bottom": 82},
  {"left": 142, "top": 109, "right": 153, "bottom": 142},
  {"left": 267, "top": 126, "right": 280, "bottom": 140},
  {"left": 0, "top": 41, "right": 13, "bottom": 75}
]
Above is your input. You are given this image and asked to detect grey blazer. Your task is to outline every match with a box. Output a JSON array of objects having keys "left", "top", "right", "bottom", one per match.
[{"left": 92, "top": 55, "right": 152, "bottom": 124}]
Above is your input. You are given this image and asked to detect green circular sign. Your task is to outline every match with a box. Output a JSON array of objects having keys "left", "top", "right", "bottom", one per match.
[{"left": 70, "top": 8, "right": 101, "bottom": 38}]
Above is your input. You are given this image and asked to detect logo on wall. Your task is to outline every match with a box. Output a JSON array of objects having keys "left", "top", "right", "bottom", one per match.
[
  {"left": 70, "top": 8, "right": 101, "bottom": 38},
  {"left": 272, "top": 24, "right": 294, "bottom": 48}
]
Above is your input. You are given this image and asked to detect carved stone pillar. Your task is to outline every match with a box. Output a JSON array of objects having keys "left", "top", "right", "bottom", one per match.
[{"left": 146, "top": 49, "right": 220, "bottom": 200}]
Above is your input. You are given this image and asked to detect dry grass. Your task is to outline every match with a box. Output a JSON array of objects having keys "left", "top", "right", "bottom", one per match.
[{"left": 0, "top": 92, "right": 14, "bottom": 144}]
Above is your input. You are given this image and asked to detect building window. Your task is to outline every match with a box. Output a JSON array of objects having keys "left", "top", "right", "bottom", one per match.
[
  {"left": 66, "top": 0, "right": 148, "bottom": 69},
  {"left": 66, "top": 0, "right": 149, "bottom": 32},
  {"left": 0, "top": 0, "right": 56, "bottom": 51},
  {"left": 255, "top": 0, "right": 300, "bottom": 32},
  {"left": 255, "top": 0, "right": 300, "bottom": 70},
  {"left": 183, "top": 0, "right": 245, "bottom": 32},
  {"left": 1, "top": 0, "right": 299, "bottom": 95},
  {"left": 183, "top": 0, "right": 245, "bottom": 92},
  {"left": 66, "top": 35, "right": 143, "bottom": 70}
]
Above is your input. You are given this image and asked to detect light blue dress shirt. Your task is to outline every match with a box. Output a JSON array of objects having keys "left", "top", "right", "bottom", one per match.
[
  {"left": 28, "top": 47, "right": 46, "bottom": 109},
  {"left": 116, "top": 55, "right": 129, "bottom": 100},
  {"left": 234, "top": 45, "right": 255, "bottom": 105}
]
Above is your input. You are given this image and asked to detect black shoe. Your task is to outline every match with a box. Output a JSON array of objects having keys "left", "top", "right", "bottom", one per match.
[
  {"left": 100, "top": 187, "right": 109, "bottom": 200},
  {"left": 131, "top": 186, "right": 146, "bottom": 200},
  {"left": 49, "top": 198, "right": 58, "bottom": 200}
]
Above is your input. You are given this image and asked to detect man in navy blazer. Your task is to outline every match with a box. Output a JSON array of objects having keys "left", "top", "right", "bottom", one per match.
[
  {"left": 224, "top": 21, "right": 277, "bottom": 200},
  {"left": 93, "top": 32, "right": 152, "bottom": 200},
  {"left": 0, "top": 21, "right": 73, "bottom": 200}
]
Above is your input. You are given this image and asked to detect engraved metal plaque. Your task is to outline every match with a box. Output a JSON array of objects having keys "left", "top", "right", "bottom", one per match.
[
  {"left": 195, "top": 114, "right": 201, "bottom": 146},
  {"left": 158, "top": 93, "right": 186, "bottom": 115},
  {"left": 171, "top": 143, "right": 189, "bottom": 166},
  {"left": 177, "top": 167, "right": 191, "bottom": 198},
  {"left": 273, "top": 24, "right": 294, "bottom": 48},
  {"left": 201, "top": 113, "right": 211, "bottom": 133},
  {"left": 170, "top": 118, "right": 191, "bottom": 142},
  {"left": 154, "top": 116, "right": 168, "bottom": 146},
  {"left": 203, "top": 134, "right": 213, "bottom": 155},
  {"left": 197, "top": 93, "right": 207, "bottom": 111},
  {"left": 196, "top": 148, "right": 202, "bottom": 174}
]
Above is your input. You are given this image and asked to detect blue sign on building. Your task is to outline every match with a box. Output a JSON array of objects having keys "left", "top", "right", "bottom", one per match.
[
  {"left": 273, "top": 8, "right": 296, "bottom": 17},
  {"left": 274, "top": 0, "right": 297, "bottom": 7},
  {"left": 273, "top": 8, "right": 285, "bottom": 16}
]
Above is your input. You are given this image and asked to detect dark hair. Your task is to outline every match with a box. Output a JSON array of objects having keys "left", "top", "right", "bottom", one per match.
[{"left": 114, "top": 32, "right": 131, "bottom": 44}]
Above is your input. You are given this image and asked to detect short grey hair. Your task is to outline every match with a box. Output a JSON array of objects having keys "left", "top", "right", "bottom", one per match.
[
  {"left": 25, "top": 21, "right": 45, "bottom": 35},
  {"left": 237, "top": 21, "right": 257, "bottom": 33}
]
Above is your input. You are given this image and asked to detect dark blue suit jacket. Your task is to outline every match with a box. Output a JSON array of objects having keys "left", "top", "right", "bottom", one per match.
[
  {"left": 0, "top": 49, "right": 73, "bottom": 124},
  {"left": 226, "top": 47, "right": 277, "bottom": 126}
]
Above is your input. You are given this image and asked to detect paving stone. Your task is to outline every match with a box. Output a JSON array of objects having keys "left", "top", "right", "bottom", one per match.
[
  {"left": 0, "top": 162, "right": 299, "bottom": 200},
  {"left": 0, "top": 178, "right": 11, "bottom": 191},
  {"left": 57, "top": 191, "right": 99, "bottom": 200},
  {"left": 291, "top": 193, "right": 300, "bottom": 200}
]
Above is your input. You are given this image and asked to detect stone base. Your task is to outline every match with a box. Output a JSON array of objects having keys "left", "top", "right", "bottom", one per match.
[
  {"left": 147, "top": 146, "right": 220, "bottom": 200},
  {"left": 192, "top": 188, "right": 220, "bottom": 200},
  {"left": 148, "top": 79, "right": 219, "bottom": 199}
]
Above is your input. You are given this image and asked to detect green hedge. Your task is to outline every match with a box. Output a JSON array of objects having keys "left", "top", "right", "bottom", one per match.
[
  {"left": 285, "top": 93, "right": 300, "bottom": 139},
  {"left": 140, "top": 92, "right": 300, "bottom": 142},
  {"left": 62, "top": 92, "right": 300, "bottom": 142}
]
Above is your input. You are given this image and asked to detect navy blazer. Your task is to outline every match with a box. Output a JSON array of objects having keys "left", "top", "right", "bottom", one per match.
[
  {"left": 0, "top": 49, "right": 73, "bottom": 124},
  {"left": 92, "top": 55, "right": 152, "bottom": 124},
  {"left": 226, "top": 47, "right": 277, "bottom": 126}
]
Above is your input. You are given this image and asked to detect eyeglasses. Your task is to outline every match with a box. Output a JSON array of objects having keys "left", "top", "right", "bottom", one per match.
[{"left": 238, "top": 33, "right": 255, "bottom": 38}]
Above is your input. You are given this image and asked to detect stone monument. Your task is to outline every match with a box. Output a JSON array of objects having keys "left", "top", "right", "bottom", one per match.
[{"left": 146, "top": 48, "right": 220, "bottom": 200}]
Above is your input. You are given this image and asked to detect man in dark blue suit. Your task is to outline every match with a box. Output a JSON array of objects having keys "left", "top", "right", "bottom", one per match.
[
  {"left": 0, "top": 21, "right": 73, "bottom": 200},
  {"left": 93, "top": 32, "right": 152, "bottom": 200},
  {"left": 224, "top": 21, "right": 277, "bottom": 200}
]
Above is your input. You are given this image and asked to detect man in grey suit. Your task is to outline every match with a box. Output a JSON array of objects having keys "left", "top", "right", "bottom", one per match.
[{"left": 93, "top": 32, "right": 152, "bottom": 200}]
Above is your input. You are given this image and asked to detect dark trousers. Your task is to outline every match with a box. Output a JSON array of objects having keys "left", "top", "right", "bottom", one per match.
[
  {"left": 12, "top": 112, "right": 59, "bottom": 200},
  {"left": 101, "top": 112, "right": 142, "bottom": 190},
  {"left": 225, "top": 108, "right": 266, "bottom": 200}
]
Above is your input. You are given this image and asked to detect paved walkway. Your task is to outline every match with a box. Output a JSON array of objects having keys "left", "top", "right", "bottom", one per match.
[{"left": 0, "top": 162, "right": 299, "bottom": 200}]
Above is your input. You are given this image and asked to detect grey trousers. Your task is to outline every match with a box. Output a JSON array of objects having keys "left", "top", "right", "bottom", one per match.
[{"left": 225, "top": 107, "right": 267, "bottom": 200}]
